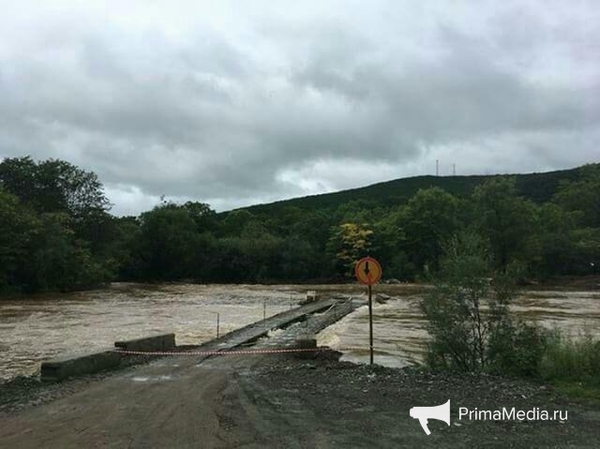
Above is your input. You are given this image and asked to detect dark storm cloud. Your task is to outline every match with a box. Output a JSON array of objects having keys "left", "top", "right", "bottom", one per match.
[{"left": 0, "top": 1, "right": 598, "bottom": 215}]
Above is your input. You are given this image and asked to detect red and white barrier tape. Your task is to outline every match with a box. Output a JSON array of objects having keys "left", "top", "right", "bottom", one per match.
[{"left": 114, "top": 346, "right": 366, "bottom": 357}]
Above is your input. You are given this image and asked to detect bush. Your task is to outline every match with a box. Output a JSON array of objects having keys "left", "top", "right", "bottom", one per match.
[
  {"left": 422, "top": 232, "right": 509, "bottom": 371},
  {"left": 487, "top": 321, "right": 547, "bottom": 378},
  {"left": 421, "top": 231, "right": 547, "bottom": 375},
  {"left": 539, "top": 332, "right": 600, "bottom": 385}
]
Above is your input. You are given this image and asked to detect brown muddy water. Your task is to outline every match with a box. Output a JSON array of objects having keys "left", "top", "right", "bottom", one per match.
[{"left": 0, "top": 284, "right": 599, "bottom": 381}]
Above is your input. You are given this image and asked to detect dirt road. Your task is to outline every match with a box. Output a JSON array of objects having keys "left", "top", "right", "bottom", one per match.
[
  {"left": 1, "top": 295, "right": 599, "bottom": 449},
  {"left": 1, "top": 348, "right": 599, "bottom": 448}
]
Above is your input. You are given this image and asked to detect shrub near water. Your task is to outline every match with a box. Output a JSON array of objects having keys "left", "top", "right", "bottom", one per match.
[
  {"left": 487, "top": 321, "right": 547, "bottom": 378},
  {"left": 421, "top": 232, "right": 600, "bottom": 400},
  {"left": 421, "top": 231, "right": 547, "bottom": 376},
  {"left": 540, "top": 333, "right": 600, "bottom": 385}
]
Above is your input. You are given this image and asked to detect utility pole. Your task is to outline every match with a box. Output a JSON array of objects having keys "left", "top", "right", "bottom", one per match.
[
  {"left": 453, "top": 163, "right": 456, "bottom": 176},
  {"left": 436, "top": 159, "right": 439, "bottom": 176}
]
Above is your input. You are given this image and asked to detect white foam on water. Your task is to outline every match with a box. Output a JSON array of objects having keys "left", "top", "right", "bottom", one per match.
[
  {"left": 132, "top": 376, "right": 149, "bottom": 382},
  {"left": 1, "top": 285, "right": 599, "bottom": 380}
]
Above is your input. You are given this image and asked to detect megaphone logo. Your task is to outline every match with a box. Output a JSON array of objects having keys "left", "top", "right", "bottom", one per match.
[{"left": 409, "top": 400, "right": 451, "bottom": 435}]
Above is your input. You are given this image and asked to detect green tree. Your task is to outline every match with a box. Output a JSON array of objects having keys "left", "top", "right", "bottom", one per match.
[
  {"left": 30, "top": 213, "right": 109, "bottom": 291},
  {"left": 182, "top": 201, "right": 217, "bottom": 233},
  {"left": 334, "top": 199, "right": 384, "bottom": 223},
  {"left": 238, "top": 228, "right": 284, "bottom": 282},
  {"left": 110, "top": 216, "right": 143, "bottom": 280},
  {"left": 402, "top": 187, "right": 459, "bottom": 273},
  {"left": 0, "top": 157, "right": 117, "bottom": 293},
  {"left": 280, "top": 237, "right": 321, "bottom": 280},
  {"left": 0, "top": 188, "right": 40, "bottom": 291},
  {"left": 288, "top": 210, "right": 335, "bottom": 252},
  {"left": 136, "top": 204, "right": 200, "bottom": 280},
  {"left": 0, "top": 156, "right": 110, "bottom": 218},
  {"left": 221, "top": 209, "right": 254, "bottom": 236},
  {"left": 568, "top": 227, "right": 600, "bottom": 274},
  {"left": 212, "top": 237, "right": 253, "bottom": 282},
  {"left": 421, "top": 232, "right": 533, "bottom": 372},
  {"left": 551, "top": 165, "right": 600, "bottom": 275},
  {"left": 372, "top": 206, "right": 410, "bottom": 279},
  {"left": 554, "top": 164, "right": 600, "bottom": 227},
  {"left": 422, "top": 233, "right": 496, "bottom": 371},
  {"left": 472, "top": 177, "right": 539, "bottom": 271},
  {"left": 535, "top": 203, "right": 576, "bottom": 276}
]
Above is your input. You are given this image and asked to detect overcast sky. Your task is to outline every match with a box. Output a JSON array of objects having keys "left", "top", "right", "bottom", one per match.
[{"left": 0, "top": 1, "right": 598, "bottom": 216}]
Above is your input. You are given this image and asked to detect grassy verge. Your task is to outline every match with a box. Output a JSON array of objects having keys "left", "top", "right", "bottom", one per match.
[{"left": 539, "top": 333, "right": 600, "bottom": 403}]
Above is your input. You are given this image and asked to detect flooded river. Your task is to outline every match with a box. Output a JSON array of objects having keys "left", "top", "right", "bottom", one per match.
[
  {"left": 0, "top": 284, "right": 297, "bottom": 381},
  {"left": 1, "top": 284, "right": 599, "bottom": 380}
]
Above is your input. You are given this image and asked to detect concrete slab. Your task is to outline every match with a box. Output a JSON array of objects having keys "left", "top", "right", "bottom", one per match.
[
  {"left": 41, "top": 350, "right": 121, "bottom": 382},
  {"left": 114, "top": 333, "right": 176, "bottom": 351}
]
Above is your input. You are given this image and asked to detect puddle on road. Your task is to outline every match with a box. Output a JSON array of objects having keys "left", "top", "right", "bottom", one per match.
[{"left": 131, "top": 375, "right": 173, "bottom": 382}]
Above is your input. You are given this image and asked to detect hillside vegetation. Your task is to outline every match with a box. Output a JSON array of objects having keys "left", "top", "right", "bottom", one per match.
[
  {"left": 0, "top": 156, "right": 598, "bottom": 293},
  {"left": 242, "top": 166, "right": 585, "bottom": 215}
]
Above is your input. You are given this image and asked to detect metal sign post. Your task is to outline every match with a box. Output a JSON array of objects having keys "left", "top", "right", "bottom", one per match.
[
  {"left": 355, "top": 256, "right": 382, "bottom": 365},
  {"left": 368, "top": 283, "right": 373, "bottom": 364}
]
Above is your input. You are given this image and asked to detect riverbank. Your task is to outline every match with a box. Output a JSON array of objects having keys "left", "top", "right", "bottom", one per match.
[
  {"left": 1, "top": 288, "right": 599, "bottom": 448},
  {"left": 2, "top": 282, "right": 599, "bottom": 381},
  {"left": 521, "top": 275, "right": 600, "bottom": 291},
  {"left": 2, "top": 274, "right": 598, "bottom": 299},
  {"left": 243, "top": 357, "right": 600, "bottom": 448},
  {"left": 1, "top": 351, "right": 599, "bottom": 448},
  {"left": 0, "top": 351, "right": 165, "bottom": 414}
]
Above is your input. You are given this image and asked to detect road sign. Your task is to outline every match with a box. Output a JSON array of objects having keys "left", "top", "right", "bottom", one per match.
[
  {"left": 355, "top": 256, "right": 382, "bottom": 286},
  {"left": 355, "top": 256, "right": 382, "bottom": 365}
]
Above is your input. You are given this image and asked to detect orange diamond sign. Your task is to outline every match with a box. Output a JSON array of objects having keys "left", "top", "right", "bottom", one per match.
[{"left": 355, "top": 256, "right": 382, "bottom": 285}]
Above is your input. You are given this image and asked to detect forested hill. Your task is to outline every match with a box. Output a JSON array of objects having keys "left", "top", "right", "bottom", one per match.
[
  {"left": 1, "top": 156, "right": 599, "bottom": 294},
  {"left": 241, "top": 165, "right": 588, "bottom": 215}
]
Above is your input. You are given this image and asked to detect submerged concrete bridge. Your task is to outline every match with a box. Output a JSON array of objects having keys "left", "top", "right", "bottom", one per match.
[
  {"left": 1, "top": 297, "right": 361, "bottom": 448},
  {"left": 40, "top": 296, "right": 358, "bottom": 382}
]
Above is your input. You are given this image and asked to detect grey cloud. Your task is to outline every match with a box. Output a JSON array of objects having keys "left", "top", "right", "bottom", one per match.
[{"left": 0, "top": 1, "right": 598, "bottom": 215}]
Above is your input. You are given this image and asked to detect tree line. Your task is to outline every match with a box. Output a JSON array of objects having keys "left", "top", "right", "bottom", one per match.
[{"left": 0, "top": 156, "right": 598, "bottom": 294}]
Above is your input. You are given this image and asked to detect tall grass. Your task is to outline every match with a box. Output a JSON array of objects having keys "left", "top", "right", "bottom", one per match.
[{"left": 540, "top": 332, "right": 600, "bottom": 385}]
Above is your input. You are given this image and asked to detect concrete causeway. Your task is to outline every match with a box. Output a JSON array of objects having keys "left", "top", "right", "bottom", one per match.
[
  {"left": 0, "top": 297, "right": 361, "bottom": 448},
  {"left": 202, "top": 297, "right": 344, "bottom": 350},
  {"left": 39, "top": 297, "right": 357, "bottom": 382}
]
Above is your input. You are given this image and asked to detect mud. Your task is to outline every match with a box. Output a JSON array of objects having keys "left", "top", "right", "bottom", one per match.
[{"left": 1, "top": 353, "right": 598, "bottom": 448}]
